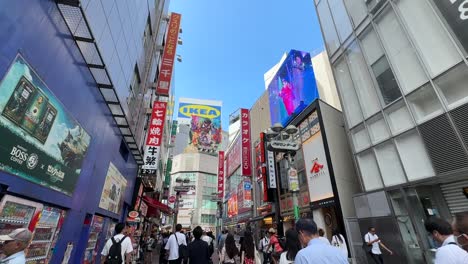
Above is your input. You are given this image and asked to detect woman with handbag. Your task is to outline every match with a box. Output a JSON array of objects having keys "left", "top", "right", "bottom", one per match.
[{"left": 220, "top": 234, "right": 239, "bottom": 264}]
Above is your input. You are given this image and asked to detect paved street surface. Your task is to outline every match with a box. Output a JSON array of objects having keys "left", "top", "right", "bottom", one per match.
[{"left": 146, "top": 245, "right": 220, "bottom": 264}]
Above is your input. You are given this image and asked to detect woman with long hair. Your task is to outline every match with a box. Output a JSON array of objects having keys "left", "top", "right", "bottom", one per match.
[
  {"left": 240, "top": 231, "right": 255, "bottom": 264},
  {"left": 221, "top": 233, "right": 239, "bottom": 264},
  {"left": 279, "top": 229, "right": 301, "bottom": 264},
  {"left": 331, "top": 228, "right": 348, "bottom": 258}
]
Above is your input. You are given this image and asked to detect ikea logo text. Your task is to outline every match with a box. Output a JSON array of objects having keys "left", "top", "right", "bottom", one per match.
[{"left": 179, "top": 104, "right": 220, "bottom": 119}]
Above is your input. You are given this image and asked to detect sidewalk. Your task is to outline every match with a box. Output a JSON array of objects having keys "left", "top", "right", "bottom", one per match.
[{"left": 142, "top": 245, "right": 220, "bottom": 264}]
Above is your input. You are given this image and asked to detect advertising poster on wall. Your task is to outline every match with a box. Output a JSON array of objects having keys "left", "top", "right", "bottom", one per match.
[
  {"left": 432, "top": 1, "right": 468, "bottom": 52},
  {"left": 302, "top": 131, "right": 334, "bottom": 203},
  {"left": 0, "top": 55, "right": 91, "bottom": 195},
  {"left": 226, "top": 136, "right": 241, "bottom": 177},
  {"left": 267, "top": 50, "right": 319, "bottom": 126},
  {"left": 99, "top": 162, "right": 127, "bottom": 214},
  {"left": 227, "top": 194, "right": 238, "bottom": 218},
  {"left": 178, "top": 98, "right": 223, "bottom": 153}
]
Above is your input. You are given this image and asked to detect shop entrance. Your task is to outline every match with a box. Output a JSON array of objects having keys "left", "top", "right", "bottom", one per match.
[{"left": 388, "top": 186, "right": 451, "bottom": 264}]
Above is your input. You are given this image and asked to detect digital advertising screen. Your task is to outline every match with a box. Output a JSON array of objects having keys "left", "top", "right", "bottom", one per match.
[{"left": 267, "top": 50, "right": 319, "bottom": 126}]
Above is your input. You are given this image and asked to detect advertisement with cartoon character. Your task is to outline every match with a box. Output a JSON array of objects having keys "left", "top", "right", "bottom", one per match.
[
  {"left": 99, "top": 162, "right": 127, "bottom": 214},
  {"left": 0, "top": 55, "right": 91, "bottom": 195},
  {"left": 177, "top": 98, "right": 222, "bottom": 153}
]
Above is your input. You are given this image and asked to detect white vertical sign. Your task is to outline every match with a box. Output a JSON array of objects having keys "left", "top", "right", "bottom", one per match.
[{"left": 267, "top": 151, "right": 277, "bottom": 188}]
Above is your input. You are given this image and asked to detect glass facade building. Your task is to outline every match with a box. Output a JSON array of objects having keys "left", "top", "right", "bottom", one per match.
[{"left": 314, "top": 0, "right": 468, "bottom": 263}]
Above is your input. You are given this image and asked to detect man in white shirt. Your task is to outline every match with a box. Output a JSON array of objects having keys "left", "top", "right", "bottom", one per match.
[
  {"left": 165, "top": 224, "right": 187, "bottom": 264},
  {"left": 425, "top": 217, "right": 468, "bottom": 264},
  {"left": 364, "top": 227, "right": 393, "bottom": 264},
  {"left": 101, "top": 223, "right": 133, "bottom": 264},
  {"left": 0, "top": 228, "right": 32, "bottom": 264}
]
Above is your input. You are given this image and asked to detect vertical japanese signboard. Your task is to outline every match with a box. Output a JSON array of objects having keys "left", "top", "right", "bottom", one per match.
[
  {"left": 217, "top": 151, "right": 225, "bottom": 199},
  {"left": 240, "top": 109, "right": 251, "bottom": 176},
  {"left": 155, "top": 13, "right": 182, "bottom": 96},
  {"left": 143, "top": 102, "right": 167, "bottom": 170},
  {"left": 226, "top": 136, "right": 241, "bottom": 177},
  {"left": 267, "top": 151, "right": 277, "bottom": 188}
]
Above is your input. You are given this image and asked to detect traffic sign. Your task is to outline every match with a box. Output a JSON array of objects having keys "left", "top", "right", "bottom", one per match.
[{"left": 169, "top": 195, "right": 176, "bottom": 203}]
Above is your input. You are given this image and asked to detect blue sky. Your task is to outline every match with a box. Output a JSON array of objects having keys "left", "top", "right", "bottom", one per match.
[{"left": 169, "top": 0, "right": 324, "bottom": 127}]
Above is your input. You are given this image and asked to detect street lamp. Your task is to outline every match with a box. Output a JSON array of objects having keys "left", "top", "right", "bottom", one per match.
[
  {"left": 265, "top": 123, "right": 301, "bottom": 235},
  {"left": 173, "top": 177, "right": 190, "bottom": 230}
]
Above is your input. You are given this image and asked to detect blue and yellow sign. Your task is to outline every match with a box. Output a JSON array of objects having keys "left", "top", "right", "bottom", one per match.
[{"left": 178, "top": 101, "right": 222, "bottom": 153}]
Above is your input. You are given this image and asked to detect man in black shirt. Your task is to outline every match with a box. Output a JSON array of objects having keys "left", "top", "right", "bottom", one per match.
[{"left": 188, "top": 226, "right": 211, "bottom": 264}]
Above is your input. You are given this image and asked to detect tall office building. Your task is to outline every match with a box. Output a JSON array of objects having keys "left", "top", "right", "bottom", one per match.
[
  {"left": 314, "top": 0, "right": 468, "bottom": 263},
  {"left": 0, "top": 0, "right": 175, "bottom": 262}
]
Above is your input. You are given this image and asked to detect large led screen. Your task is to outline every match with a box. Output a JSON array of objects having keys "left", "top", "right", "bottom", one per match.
[{"left": 267, "top": 50, "right": 318, "bottom": 126}]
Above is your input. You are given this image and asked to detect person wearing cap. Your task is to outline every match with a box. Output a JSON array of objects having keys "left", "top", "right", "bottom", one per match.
[
  {"left": 266, "top": 228, "right": 283, "bottom": 264},
  {"left": 0, "top": 228, "right": 32, "bottom": 264}
]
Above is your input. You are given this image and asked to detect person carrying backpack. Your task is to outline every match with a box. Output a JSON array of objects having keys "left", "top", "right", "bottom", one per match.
[{"left": 101, "top": 223, "right": 134, "bottom": 264}]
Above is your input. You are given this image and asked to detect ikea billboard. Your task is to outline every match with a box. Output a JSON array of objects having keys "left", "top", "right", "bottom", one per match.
[{"left": 177, "top": 98, "right": 222, "bottom": 153}]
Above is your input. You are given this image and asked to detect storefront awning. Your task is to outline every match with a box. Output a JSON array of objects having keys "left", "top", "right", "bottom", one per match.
[{"left": 143, "top": 197, "right": 172, "bottom": 215}]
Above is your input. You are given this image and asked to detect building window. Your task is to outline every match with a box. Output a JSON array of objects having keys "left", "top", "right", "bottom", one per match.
[
  {"left": 351, "top": 125, "right": 371, "bottom": 152},
  {"left": 406, "top": 84, "right": 444, "bottom": 124},
  {"left": 357, "top": 150, "right": 383, "bottom": 191},
  {"left": 395, "top": 0, "right": 462, "bottom": 77},
  {"left": 394, "top": 130, "right": 435, "bottom": 181},
  {"left": 366, "top": 114, "right": 390, "bottom": 145},
  {"left": 343, "top": 0, "right": 367, "bottom": 28},
  {"left": 346, "top": 41, "right": 381, "bottom": 118},
  {"left": 317, "top": 0, "right": 340, "bottom": 54},
  {"left": 328, "top": 0, "right": 353, "bottom": 42},
  {"left": 360, "top": 28, "right": 401, "bottom": 105},
  {"left": 201, "top": 214, "right": 216, "bottom": 224},
  {"left": 434, "top": 62, "right": 468, "bottom": 109},
  {"left": 333, "top": 58, "right": 364, "bottom": 128},
  {"left": 202, "top": 198, "right": 217, "bottom": 210},
  {"left": 374, "top": 141, "right": 407, "bottom": 186},
  {"left": 384, "top": 100, "right": 414, "bottom": 136},
  {"left": 375, "top": 7, "right": 427, "bottom": 95}
]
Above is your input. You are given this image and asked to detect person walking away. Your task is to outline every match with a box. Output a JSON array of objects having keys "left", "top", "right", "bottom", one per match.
[
  {"left": 101, "top": 223, "right": 133, "bottom": 264},
  {"left": 279, "top": 229, "right": 301, "bottom": 264},
  {"left": 266, "top": 228, "right": 283, "bottom": 264},
  {"left": 218, "top": 230, "right": 228, "bottom": 255},
  {"left": 294, "top": 218, "right": 348, "bottom": 264},
  {"left": 364, "top": 227, "right": 393, "bottom": 264},
  {"left": 165, "top": 224, "right": 188, "bottom": 264},
  {"left": 453, "top": 212, "right": 468, "bottom": 252},
  {"left": 239, "top": 231, "right": 256, "bottom": 264},
  {"left": 187, "top": 226, "right": 211, "bottom": 264},
  {"left": 159, "top": 232, "right": 170, "bottom": 264},
  {"left": 331, "top": 228, "right": 348, "bottom": 258},
  {"left": 317, "top": 229, "right": 330, "bottom": 245},
  {"left": 220, "top": 234, "right": 239, "bottom": 264},
  {"left": 0, "top": 228, "right": 33, "bottom": 264},
  {"left": 144, "top": 234, "right": 156, "bottom": 264},
  {"left": 425, "top": 217, "right": 468, "bottom": 263},
  {"left": 258, "top": 231, "right": 271, "bottom": 264}
]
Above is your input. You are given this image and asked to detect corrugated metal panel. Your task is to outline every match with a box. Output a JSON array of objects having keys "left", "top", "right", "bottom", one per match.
[
  {"left": 419, "top": 114, "right": 468, "bottom": 174},
  {"left": 440, "top": 180, "right": 468, "bottom": 214}
]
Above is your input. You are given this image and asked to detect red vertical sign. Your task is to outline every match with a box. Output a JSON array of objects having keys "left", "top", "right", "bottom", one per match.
[
  {"left": 142, "top": 102, "right": 167, "bottom": 169},
  {"left": 155, "top": 13, "right": 182, "bottom": 96},
  {"left": 241, "top": 109, "right": 251, "bottom": 176},
  {"left": 217, "top": 151, "right": 225, "bottom": 199}
]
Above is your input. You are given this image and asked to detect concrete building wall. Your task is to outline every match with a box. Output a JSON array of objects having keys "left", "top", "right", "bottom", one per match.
[{"left": 312, "top": 51, "right": 342, "bottom": 111}]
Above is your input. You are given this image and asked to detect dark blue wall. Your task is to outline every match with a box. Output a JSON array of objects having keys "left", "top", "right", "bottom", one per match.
[{"left": 0, "top": 0, "right": 138, "bottom": 263}]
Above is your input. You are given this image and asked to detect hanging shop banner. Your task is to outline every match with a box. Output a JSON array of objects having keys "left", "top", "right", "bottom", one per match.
[
  {"left": 155, "top": 13, "right": 182, "bottom": 96},
  {"left": 99, "top": 162, "right": 128, "bottom": 214},
  {"left": 142, "top": 102, "right": 167, "bottom": 170},
  {"left": 0, "top": 55, "right": 91, "bottom": 195},
  {"left": 303, "top": 131, "right": 334, "bottom": 203},
  {"left": 217, "top": 151, "right": 225, "bottom": 199},
  {"left": 288, "top": 167, "right": 299, "bottom": 192},
  {"left": 226, "top": 135, "right": 241, "bottom": 177},
  {"left": 244, "top": 180, "right": 252, "bottom": 206},
  {"left": 227, "top": 194, "right": 238, "bottom": 218},
  {"left": 432, "top": 1, "right": 468, "bottom": 52},
  {"left": 266, "top": 151, "right": 277, "bottom": 188},
  {"left": 255, "top": 133, "right": 266, "bottom": 182},
  {"left": 241, "top": 109, "right": 252, "bottom": 176}
]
